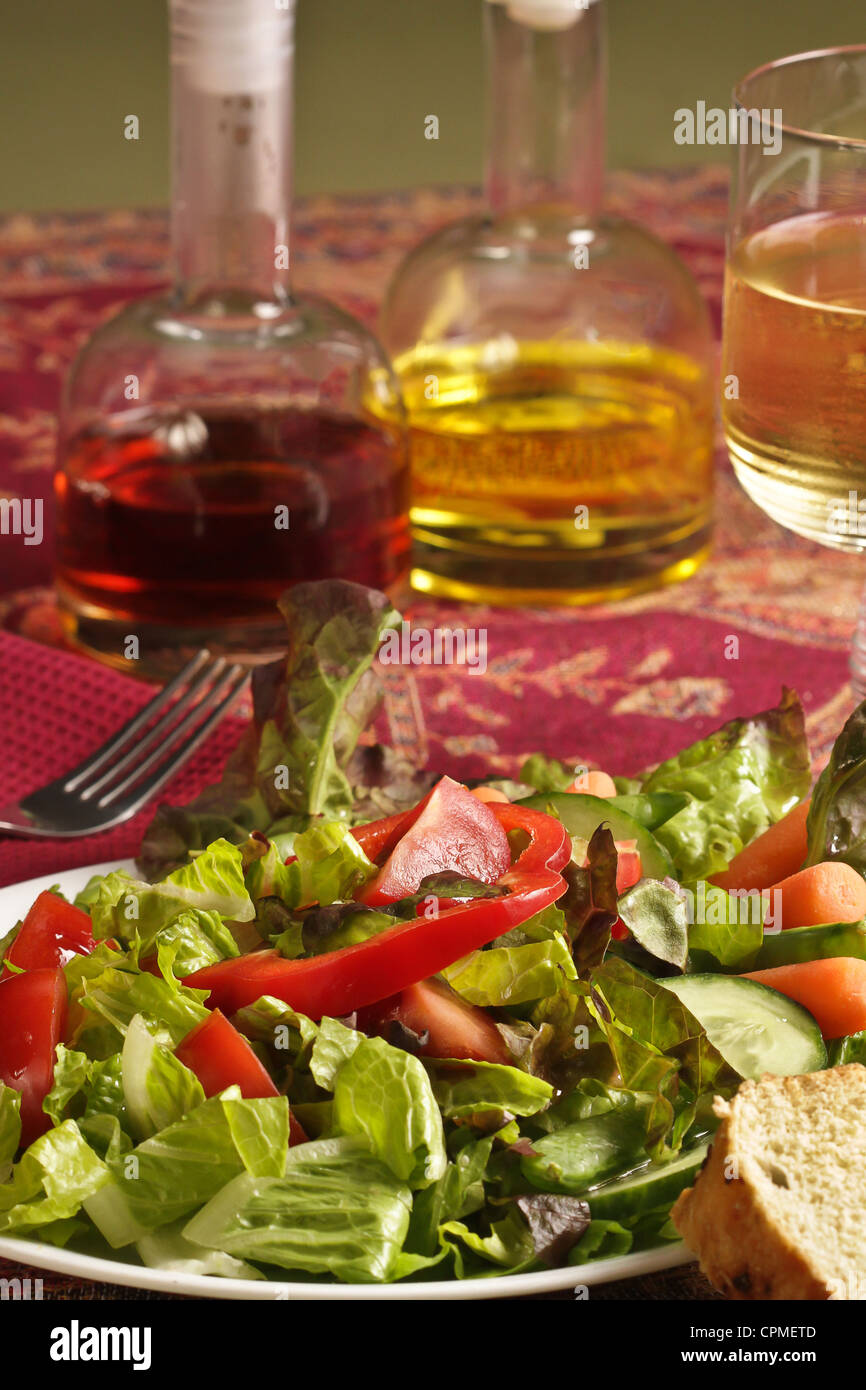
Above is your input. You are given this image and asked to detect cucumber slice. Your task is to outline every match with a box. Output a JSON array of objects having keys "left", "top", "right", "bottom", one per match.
[
  {"left": 753, "top": 920, "right": 866, "bottom": 969},
  {"left": 661, "top": 973, "right": 827, "bottom": 1079},
  {"left": 587, "top": 1142, "right": 709, "bottom": 1220},
  {"left": 518, "top": 792, "right": 674, "bottom": 880}
]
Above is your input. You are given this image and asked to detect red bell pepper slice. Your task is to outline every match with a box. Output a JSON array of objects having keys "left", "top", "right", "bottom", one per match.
[
  {"left": 493, "top": 802, "right": 571, "bottom": 876},
  {"left": 3, "top": 890, "right": 94, "bottom": 978},
  {"left": 188, "top": 803, "right": 569, "bottom": 1020},
  {"left": 348, "top": 793, "right": 437, "bottom": 863}
]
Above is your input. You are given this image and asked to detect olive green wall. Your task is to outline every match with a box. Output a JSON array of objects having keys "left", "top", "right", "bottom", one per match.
[{"left": 1, "top": 0, "right": 864, "bottom": 212}]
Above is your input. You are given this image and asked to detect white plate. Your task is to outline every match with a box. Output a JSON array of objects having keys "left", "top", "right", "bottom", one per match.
[{"left": 0, "top": 862, "right": 696, "bottom": 1301}]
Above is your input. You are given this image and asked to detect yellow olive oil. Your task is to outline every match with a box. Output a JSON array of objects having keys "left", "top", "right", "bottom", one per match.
[{"left": 385, "top": 339, "right": 714, "bottom": 604}]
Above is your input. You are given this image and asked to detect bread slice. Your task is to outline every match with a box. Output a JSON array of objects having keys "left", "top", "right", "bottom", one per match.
[{"left": 672, "top": 1065, "right": 866, "bottom": 1300}]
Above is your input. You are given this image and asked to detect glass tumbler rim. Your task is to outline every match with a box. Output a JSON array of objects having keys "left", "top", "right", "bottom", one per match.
[{"left": 734, "top": 43, "right": 866, "bottom": 152}]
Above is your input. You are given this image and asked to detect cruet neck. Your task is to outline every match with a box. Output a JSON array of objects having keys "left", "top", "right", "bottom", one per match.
[
  {"left": 169, "top": 0, "right": 296, "bottom": 308},
  {"left": 483, "top": 0, "right": 606, "bottom": 219}
]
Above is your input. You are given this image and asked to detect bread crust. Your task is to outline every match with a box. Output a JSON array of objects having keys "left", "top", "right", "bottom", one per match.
[{"left": 671, "top": 1070, "right": 866, "bottom": 1300}]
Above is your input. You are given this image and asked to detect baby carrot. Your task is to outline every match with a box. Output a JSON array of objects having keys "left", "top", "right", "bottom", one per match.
[
  {"left": 471, "top": 786, "right": 511, "bottom": 804},
  {"left": 710, "top": 799, "right": 810, "bottom": 893},
  {"left": 770, "top": 860, "right": 866, "bottom": 931},
  {"left": 567, "top": 770, "right": 617, "bottom": 797},
  {"left": 742, "top": 957, "right": 866, "bottom": 1039}
]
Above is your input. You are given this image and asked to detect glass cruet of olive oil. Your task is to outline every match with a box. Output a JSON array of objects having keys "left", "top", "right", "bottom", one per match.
[
  {"left": 379, "top": 0, "right": 715, "bottom": 606},
  {"left": 54, "top": 0, "right": 408, "bottom": 677}
]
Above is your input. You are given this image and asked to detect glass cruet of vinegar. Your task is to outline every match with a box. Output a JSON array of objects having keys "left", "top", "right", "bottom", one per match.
[
  {"left": 54, "top": 0, "right": 409, "bottom": 678},
  {"left": 379, "top": 0, "right": 715, "bottom": 606}
]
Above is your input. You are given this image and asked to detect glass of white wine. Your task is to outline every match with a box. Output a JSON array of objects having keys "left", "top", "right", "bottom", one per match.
[{"left": 722, "top": 46, "right": 866, "bottom": 690}]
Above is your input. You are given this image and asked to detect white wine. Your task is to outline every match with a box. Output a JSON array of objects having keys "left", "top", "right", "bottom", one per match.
[{"left": 723, "top": 211, "right": 866, "bottom": 549}]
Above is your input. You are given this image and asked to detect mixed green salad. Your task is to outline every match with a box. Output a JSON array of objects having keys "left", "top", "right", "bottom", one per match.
[{"left": 2, "top": 580, "right": 866, "bottom": 1286}]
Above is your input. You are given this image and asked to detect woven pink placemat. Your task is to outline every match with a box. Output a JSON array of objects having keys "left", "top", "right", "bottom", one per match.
[{"left": 0, "top": 629, "right": 248, "bottom": 888}]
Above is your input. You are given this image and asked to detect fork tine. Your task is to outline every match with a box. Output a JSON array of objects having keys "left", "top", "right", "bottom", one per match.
[
  {"left": 79, "top": 655, "right": 229, "bottom": 800},
  {"left": 96, "top": 665, "right": 248, "bottom": 811},
  {"left": 63, "top": 649, "right": 213, "bottom": 792}
]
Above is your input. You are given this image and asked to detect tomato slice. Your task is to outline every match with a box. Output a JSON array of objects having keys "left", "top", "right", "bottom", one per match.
[
  {"left": 175, "top": 1009, "right": 307, "bottom": 1145},
  {"left": 360, "top": 776, "right": 511, "bottom": 906},
  {"left": 0, "top": 967, "right": 67, "bottom": 1149},
  {"left": 3, "top": 891, "right": 93, "bottom": 977},
  {"left": 175, "top": 1009, "right": 279, "bottom": 1100},
  {"left": 358, "top": 977, "right": 511, "bottom": 1065},
  {"left": 615, "top": 841, "right": 642, "bottom": 895},
  {"left": 610, "top": 842, "right": 642, "bottom": 939}
]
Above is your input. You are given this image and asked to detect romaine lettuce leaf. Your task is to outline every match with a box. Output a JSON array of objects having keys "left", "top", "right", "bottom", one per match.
[
  {"left": 426, "top": 1058, "right": 553, "bottom": 1120},
  {"left": 42, "top": 1046, "right": 132, "bottom": 1159},
  {"left": 136, "top": 1221, "right": 265, "bottom": 1280},
  {"left": 568, "top": 1217, "right": 633, "bottom": 1263},
  {"left": 43, "top": 1045, "right": 93, "bottom": 1127},
  {"left": 686, "top": 882, "right": 764, "bottom": 969},
  {"left": 492, "top": 903, "right": 568, "bottom": 949},
  {"left": 297, "top": 902, "right": 396, "bottom": 957},
  {"left": 72, "top": 963, "right": 209, "bottom": 1053},
  {"left": 251, "top": 897, "right": 305, "bottom": 960},
  {"left": 519, "top": 754, "right": 574, "bottom": 795},
  {"left": 84, "top": 1089, "right": 289, "bottom": 1247},
  {"left": 528, "top": 980, "right": 614, "bottom": 1093},
  {"left": 246, "top": 823, "right": 374, "bottom": 909},
  {"left": 183, "top": 1135, "right": 413, "bottom": 1283},
  {"left": 442, "top": 934, "right": 576, "bottom": 1007},
  {"left": 79, "top": 869, "right": 138, "bottom": 923},
  {"left": 90, "top": 841, "right": 253, "bottom": 950},
  {"left": 309, "top": 1016, "right": 364, "bottom": 1090},
  {"left": 569, "top": 1205, "right": 680, "bottom": 1261},
  {"left": 83, "top": 1055, "right": 127, "bottom": 1125},
  {"left": 79, "top": 1116, "right": 131, "bottom": 1166},
  {"left": 530, "top": 1078, "right": 652, "bottom": 1134},
  {"left": 151, "top": 909, "right": 240, "bottom": 979},
  {"left": 642, "top": 689, "right": 810, "bottom": 882},
  {"left": 121, "top": 1014, "right": 205, "bottom": 1141},
  {"left": 588, "top": 957, "right": 740, "bottom": 1152},
  {"left": 441, "top": 1205, "right": 536, "bottom": 1273},
  {"left": 587, "top": 1020, "right": 681, "bottom": 1157},
  {"left": 0, "top": 1120, "right": 110, "bottom": 1236},
  {"left": 233, "top": 996, "right": 319, "bottom": 1070},
  {"left": 332, "top": 1036, "right": 447, "bottom": 1188},
  {"left": 406, "top": 1132, "right": 494, "bottom": 1257}
]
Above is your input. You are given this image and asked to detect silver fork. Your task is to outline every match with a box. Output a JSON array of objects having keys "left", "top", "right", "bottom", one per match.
[{"left": 0, "top": 650, "right": 248, "bottom": 839}]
